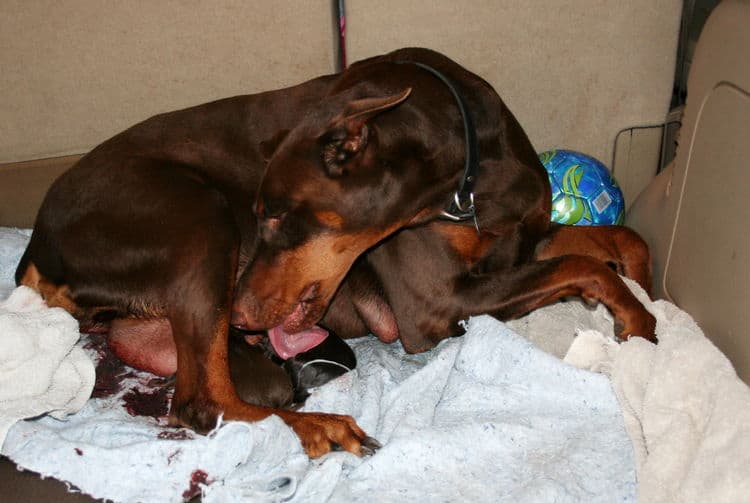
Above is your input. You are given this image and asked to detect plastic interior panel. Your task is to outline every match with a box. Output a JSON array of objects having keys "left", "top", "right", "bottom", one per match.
[{"left": 665, "top": 82, "right": 750, "bottom": 381}]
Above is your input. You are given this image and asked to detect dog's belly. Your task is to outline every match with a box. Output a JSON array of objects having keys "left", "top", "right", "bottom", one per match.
[{"left": 108, "top": 318, "right": 177, "bottom": 376}]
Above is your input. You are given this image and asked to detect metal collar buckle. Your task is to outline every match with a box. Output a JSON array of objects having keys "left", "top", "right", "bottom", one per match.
[
  {"left": 440, "top": 191, "right": 479, "bottom": 233},
  {"left": 397, "top": 59, "right": 481, "bottom": 234}
]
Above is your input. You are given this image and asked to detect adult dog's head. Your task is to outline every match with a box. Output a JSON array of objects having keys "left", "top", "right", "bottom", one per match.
[{"left": 233, "top": 53, "right": 480, "bottom": 333}]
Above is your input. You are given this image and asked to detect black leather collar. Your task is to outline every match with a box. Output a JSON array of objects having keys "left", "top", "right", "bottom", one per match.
[{"left": 396, "top": 60, "right": 480, "bottom": 232}]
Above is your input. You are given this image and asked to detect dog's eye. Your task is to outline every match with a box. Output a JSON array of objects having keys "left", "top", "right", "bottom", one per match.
[
  {"left": 255, "top": 199, "right": 288, "bottom": 231},
  {"left": 265, "top": 213, "right": 286, "bottom": 229},
  {"left": 256, "top": 198, "right": 283, "bottom": 219},
  {"left": 258, "top": 213, "right": 286, "bottom": 241},
  {"left": 262, "top": 211, "right": 287, "bottom": 233}
]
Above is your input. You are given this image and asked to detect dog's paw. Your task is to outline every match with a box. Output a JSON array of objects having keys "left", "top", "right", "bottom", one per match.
[
  {"left": 168, "top": 398, "right": 223, "bottom": 433},
  {"left": 614, "top": 310, "right": 657, "bottom": 344},
  {"left": 283, "top": 411, "right": 379, "bottom": 458}
]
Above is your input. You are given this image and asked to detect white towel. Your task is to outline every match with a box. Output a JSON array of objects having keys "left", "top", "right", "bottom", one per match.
[
  {"left": 564, "top": 279, "right": 750, "bottom": 503},
  {"left": 1, "top": 310, "right": 636, "bottom": 503},
  {"left": 0, "top": 285, "right": 95, "bottom": 447},
  {"left": 0, "top": 227, "right": 31, "bottom": 300}
]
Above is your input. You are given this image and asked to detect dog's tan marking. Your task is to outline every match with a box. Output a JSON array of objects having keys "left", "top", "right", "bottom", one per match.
[
  {"left": 432, "top": 223, "right": 494, "bottom": 265},
  {"left": 20, "top": 262, "right": 81, "bottom": 315},
  {"left": 19, "top": 261, "right": 42, "bottom": 290},
  {"left": 314, "top": 210, "right": 345, "bottom": 230},
  {"left": 534, "top": 225, "right": 653, "bottom": 296}
]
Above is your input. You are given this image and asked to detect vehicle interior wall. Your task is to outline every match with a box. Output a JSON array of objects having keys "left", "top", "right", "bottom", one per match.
[
  {"left": 628, "top": 0, "right": 750, "bottom": 382},
  {"left": 1, "top": 0, "right": 680, "bottom": 226}
]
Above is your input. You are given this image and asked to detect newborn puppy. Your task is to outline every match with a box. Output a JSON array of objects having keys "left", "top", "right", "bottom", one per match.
[
  {"left": 228, "top": 329, "right": 356, "bottom": 408},
  {"left": 228, "top": 334, "right": 295, "bottom": 408},
  {"left": 281, "top": 332, "right": 357, "bottom": 404}
]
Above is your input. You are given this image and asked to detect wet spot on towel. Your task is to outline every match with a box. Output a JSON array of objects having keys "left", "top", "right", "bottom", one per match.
[
  {"left": 122, "top": 386, "right": 171, "bottom": 419},
  {"left": 182, "top": 469, "right": 210, "bottom": 499}
]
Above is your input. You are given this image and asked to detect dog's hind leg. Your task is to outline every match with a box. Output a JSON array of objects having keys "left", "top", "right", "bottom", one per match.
[{"left": 534, "top": 224, "right": 653, "bottom": 296}]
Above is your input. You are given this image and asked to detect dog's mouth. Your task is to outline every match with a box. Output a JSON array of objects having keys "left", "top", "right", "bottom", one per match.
[
  {"left": 232, "top": 282, "right": 332, "bottom": 358},
  {"left": 266, "top": 324, "right": 329, "bottom": 360},
  {"left": 265, "top": 282, "right": 329, "bottom": 359},
  {"left": 236, "top": 324, "right": 329, "bottom": 360}
]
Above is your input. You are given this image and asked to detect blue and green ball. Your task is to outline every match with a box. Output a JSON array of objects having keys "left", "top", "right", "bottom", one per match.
[{"left": 538, "top": 149, "right": 624, "bottom": 226}]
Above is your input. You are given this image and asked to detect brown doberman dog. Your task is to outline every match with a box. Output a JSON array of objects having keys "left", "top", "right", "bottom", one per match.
[
  {"left": 15, "top": 69, "right": 394, "bottom": 457},
  {"left": 232, "top": 49, "right": 655, "bottom": 371},
  {"left": 16, "top": 47, "right": 655, "bottom": 458}
]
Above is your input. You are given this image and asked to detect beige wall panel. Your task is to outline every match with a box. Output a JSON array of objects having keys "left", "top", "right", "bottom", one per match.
[
  {"left": 346, "top": 0, "right": 681, "bottom": 168},
  {"left": 665, "top": 84, "right": 750, "bottom": 381},
  {"left": 627, "top": 0, "right": 750, "bottom": 381},
  {"left": 0, "top": 156, "right": 81, "bottom": 227},
  {"left": 0, "top": 0, "right": 334, "bottom": 162}
]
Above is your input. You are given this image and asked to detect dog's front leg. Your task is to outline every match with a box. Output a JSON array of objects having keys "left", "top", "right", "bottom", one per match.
[
  {"left": 167, "top": 293, "right": 378, "bottom": 457},
  {"left": 164, "top": 231, "right": 376, "bottom": 458},
  {"left": 455, "top": 255, "right": 657, "bottom": 342}
]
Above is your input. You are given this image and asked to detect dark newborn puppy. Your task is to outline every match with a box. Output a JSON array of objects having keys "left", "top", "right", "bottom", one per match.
[
  {"left": 281, "top": 333, "right": 357, "bottom": 404},
  {"left": 228, "top": 335, "right": 294, "bottom": 408},
  {"left": 228, "top": 330, "right": 356, "bottom": 409}
]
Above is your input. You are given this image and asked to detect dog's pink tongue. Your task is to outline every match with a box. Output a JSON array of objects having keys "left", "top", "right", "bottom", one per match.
[{"left": 267, "top": 325, "right": 329, "bottom": 360}]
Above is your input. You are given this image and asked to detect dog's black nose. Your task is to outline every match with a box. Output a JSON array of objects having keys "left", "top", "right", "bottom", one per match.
[{"left": 230, "top": 310, "right": 248, "bottom": 329}]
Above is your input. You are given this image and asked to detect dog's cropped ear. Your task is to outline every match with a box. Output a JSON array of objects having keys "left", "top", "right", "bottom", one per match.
[
  {"left": 260, "top": 129, "right": 290, "bottom": 162},
  {"left": 321, "top": 88, "right": 412, "bottom": 176}
]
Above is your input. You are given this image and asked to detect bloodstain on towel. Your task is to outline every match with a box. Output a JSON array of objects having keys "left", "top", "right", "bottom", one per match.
[
  {"left": 83, "top": 333, "right": 181, "bottom": 430},
  {"left": 182, "top": 469, "right": 210, "bottom": 499},
  {"left": 122, "top": 386, "right": 171, "bottom": 419},
  {"left": 84, "top": 333, "right": 135, "bottom": 398}
]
